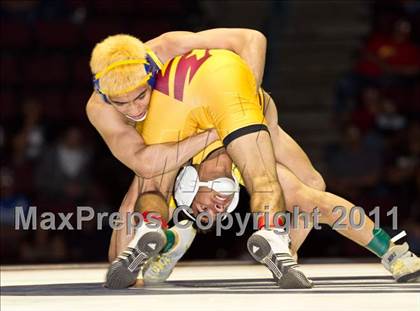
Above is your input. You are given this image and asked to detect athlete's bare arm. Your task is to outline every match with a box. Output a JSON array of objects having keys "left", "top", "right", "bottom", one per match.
[
  {"left": 146, "top": 28, "right": 266, "bottom": 85},
  {"left": 86, "top": 93, "right": 218, "bottom": 178},
  {"left": 87, "top": 29, "right": 266, "bottom": 178}
]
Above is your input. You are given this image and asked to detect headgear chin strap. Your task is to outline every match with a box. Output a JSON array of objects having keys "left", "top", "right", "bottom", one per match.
[
  {"left": 174, "top": 166, "right": 240, "bottom": 221},
  {"left": 92, "top": 48, "right": 162, "bottom": 103}
]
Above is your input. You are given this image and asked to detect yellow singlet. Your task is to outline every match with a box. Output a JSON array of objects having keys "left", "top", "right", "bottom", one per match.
[{"left": 136, "top": 49, "right": 267, "bottom": 164}]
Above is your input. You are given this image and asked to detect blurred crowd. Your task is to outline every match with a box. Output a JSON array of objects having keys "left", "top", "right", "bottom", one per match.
[
  {"left": 1, "top": 1, "right": 419, "bottom": 263},
  {"left": 0, "top": 0, "right": 190, "bottom": 264},
  {"left": 325, "top": 1, "right": 420, "bottom": 255}
]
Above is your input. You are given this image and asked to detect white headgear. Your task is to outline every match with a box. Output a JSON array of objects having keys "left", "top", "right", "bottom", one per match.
[{"left": 174, "top": 166, "right": 240, "bottom": 220}]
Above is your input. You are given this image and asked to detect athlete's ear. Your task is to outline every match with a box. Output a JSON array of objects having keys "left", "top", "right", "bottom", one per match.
[{"left": 93, "top": 78, "right": 111, "bottom": 104}]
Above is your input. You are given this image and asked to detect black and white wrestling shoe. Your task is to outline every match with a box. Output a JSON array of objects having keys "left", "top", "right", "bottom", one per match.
[
  {"left": 105, "top": 224, "right": 166, "bottom": 289},
  {"left": 247, "top": 228, "right": 313, "bottom": 289}
]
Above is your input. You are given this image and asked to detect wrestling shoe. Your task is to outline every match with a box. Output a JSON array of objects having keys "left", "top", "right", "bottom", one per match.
[
  {"left": 105, "top": 224, "right": 166, "bottom": 289},
  {"left": 247, "top": 229, "right": 312, "bottom": 289},
  {"left": 382, "top": 242, "right": 420, "bottom": 283},
  {"left": 143, "top": 220, "right": 196, "bottom": 284}
]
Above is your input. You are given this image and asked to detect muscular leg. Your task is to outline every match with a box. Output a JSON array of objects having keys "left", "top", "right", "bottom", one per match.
[
  {"left": 226, "top": 131, "right": 285, "bottom": 218},
  {"left": 231, "top": 131, "right": 312, "bottom": 288},
  {"left": 263, "top": 91, "right": 325, "bottom": 255},
  {"left": 274, "top": 163, "right": 420, "bottom": 285},
  {"left": 275, "top": 163, "right": 376, "bottom": 254}
]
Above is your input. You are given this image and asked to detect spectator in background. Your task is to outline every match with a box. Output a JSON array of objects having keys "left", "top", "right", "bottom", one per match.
[
  {"left": 0, "top": 167, "right": 29, "bottom": 227},
  {"left": 405, "top": 167, "right": 420, "bottom": 254},
  {"left": 0, "top": 167, "right": 29, "bottom": 262},
  {"left": 380, "top": 120, "right": 420, "bottom": 256},
  {"left": 10, "top": 99, "right": 48, "bottom": 198},
  {"left": 350, "top": 87, "right": 388, "bottom": 154},
  {"left": 355, "top": 19, "right": 420, "bottom": 83},
  {"left": 0, "top": 163, "right": 69, "bottom": 264},
  {"left": 352, "top": 89, "right": 407, "bottom": 137},
  {"left": 14, "top": 98, "right": 47, "bottom": 162},
  {"left": 35, "top": 125, "right": 92, "bottom": 205},
  {"left": 375, "top": 98, "right": 407, "bottom": 134},
  {"left": 351, "top": 87, "right": 382, "bottom": 132},
  {"left": 334, "top": 19, "right": 419, "bottom": 120},
  {"left": 326, "top": 126, "right": 383, "bottom": 199},
  {"left": 384, "top": 121, "right": 420, "bottom": 210}
]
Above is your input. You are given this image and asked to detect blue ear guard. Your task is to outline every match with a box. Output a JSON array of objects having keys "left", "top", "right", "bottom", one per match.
[
  {"left": 144, "top": 53, "right": 160, "bottom": 88},
  {"left": 93, "top": 78, "right": 110, "bottom": 103},
  {"left": 92, "top": 53, "right": 160, "bottom": 104}
]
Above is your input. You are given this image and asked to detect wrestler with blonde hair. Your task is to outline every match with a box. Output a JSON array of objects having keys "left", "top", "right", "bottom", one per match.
[{"left": 87, "top": 30, "right": 324, "bottom": 289}]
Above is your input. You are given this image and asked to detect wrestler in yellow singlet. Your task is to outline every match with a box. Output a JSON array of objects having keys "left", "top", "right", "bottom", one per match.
[{"left": 136, "top": 49, "right": 267, "bottom": 165}]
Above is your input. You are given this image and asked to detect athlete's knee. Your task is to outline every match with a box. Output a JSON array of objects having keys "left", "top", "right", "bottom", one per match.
[
  {"left": 284, "top": 178, "right": 328, "bottom": 216},
  {"left": 291, "top": 187, "right": 318, "bottom": 214},
  {"left": 305, "top": 170, "right": 326, "bottom": 192},
  {"left": 316, "top": 191, "right": 340, "bottom": 225}
]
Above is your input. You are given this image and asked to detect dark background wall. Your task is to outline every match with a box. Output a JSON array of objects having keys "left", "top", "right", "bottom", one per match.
[{"left": 1, "top": 0, "right": 419, "bottom": 264}]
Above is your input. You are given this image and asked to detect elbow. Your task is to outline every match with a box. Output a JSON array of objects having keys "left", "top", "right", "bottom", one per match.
[
  {"left": 134, "top": 164, "right": 154, "bottom": 179},
  {"left": 134, "top": 165, "right": 148, "bottom": 179},
  {"left": 248, "top": 29, "right": 266, "bottom": 46},
  {"left": 138, "top": 169, "right": 154, "bottom": 180},
  {"left": 133, "top": 151, "right": 156, "bottom": 179},
  {"left": 133, "top": 158, "right": 152, "bottom": 179},
  {"left": 141, "top": 166, "right": 157, "bottom": 179},
  {"left": 254, "top": 30, "right": 267, "bottom": 41}
]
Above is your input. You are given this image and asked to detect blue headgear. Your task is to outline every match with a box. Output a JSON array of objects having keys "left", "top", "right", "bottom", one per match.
[{"left": 92, "top": 52, "right": 161, "bottom": 104}]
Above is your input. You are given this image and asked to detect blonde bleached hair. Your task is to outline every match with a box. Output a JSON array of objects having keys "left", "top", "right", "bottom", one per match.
[{"left": 90, "top": 34, "right": 148, "bottom": 97}]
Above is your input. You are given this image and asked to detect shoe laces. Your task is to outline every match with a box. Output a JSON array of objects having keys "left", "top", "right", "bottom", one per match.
[
  {"left": 116, "top": 248, "right": 135, "bottom": 261},
  {"left": 151, "top": 254, "right": 172, "bottom": 273}
]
